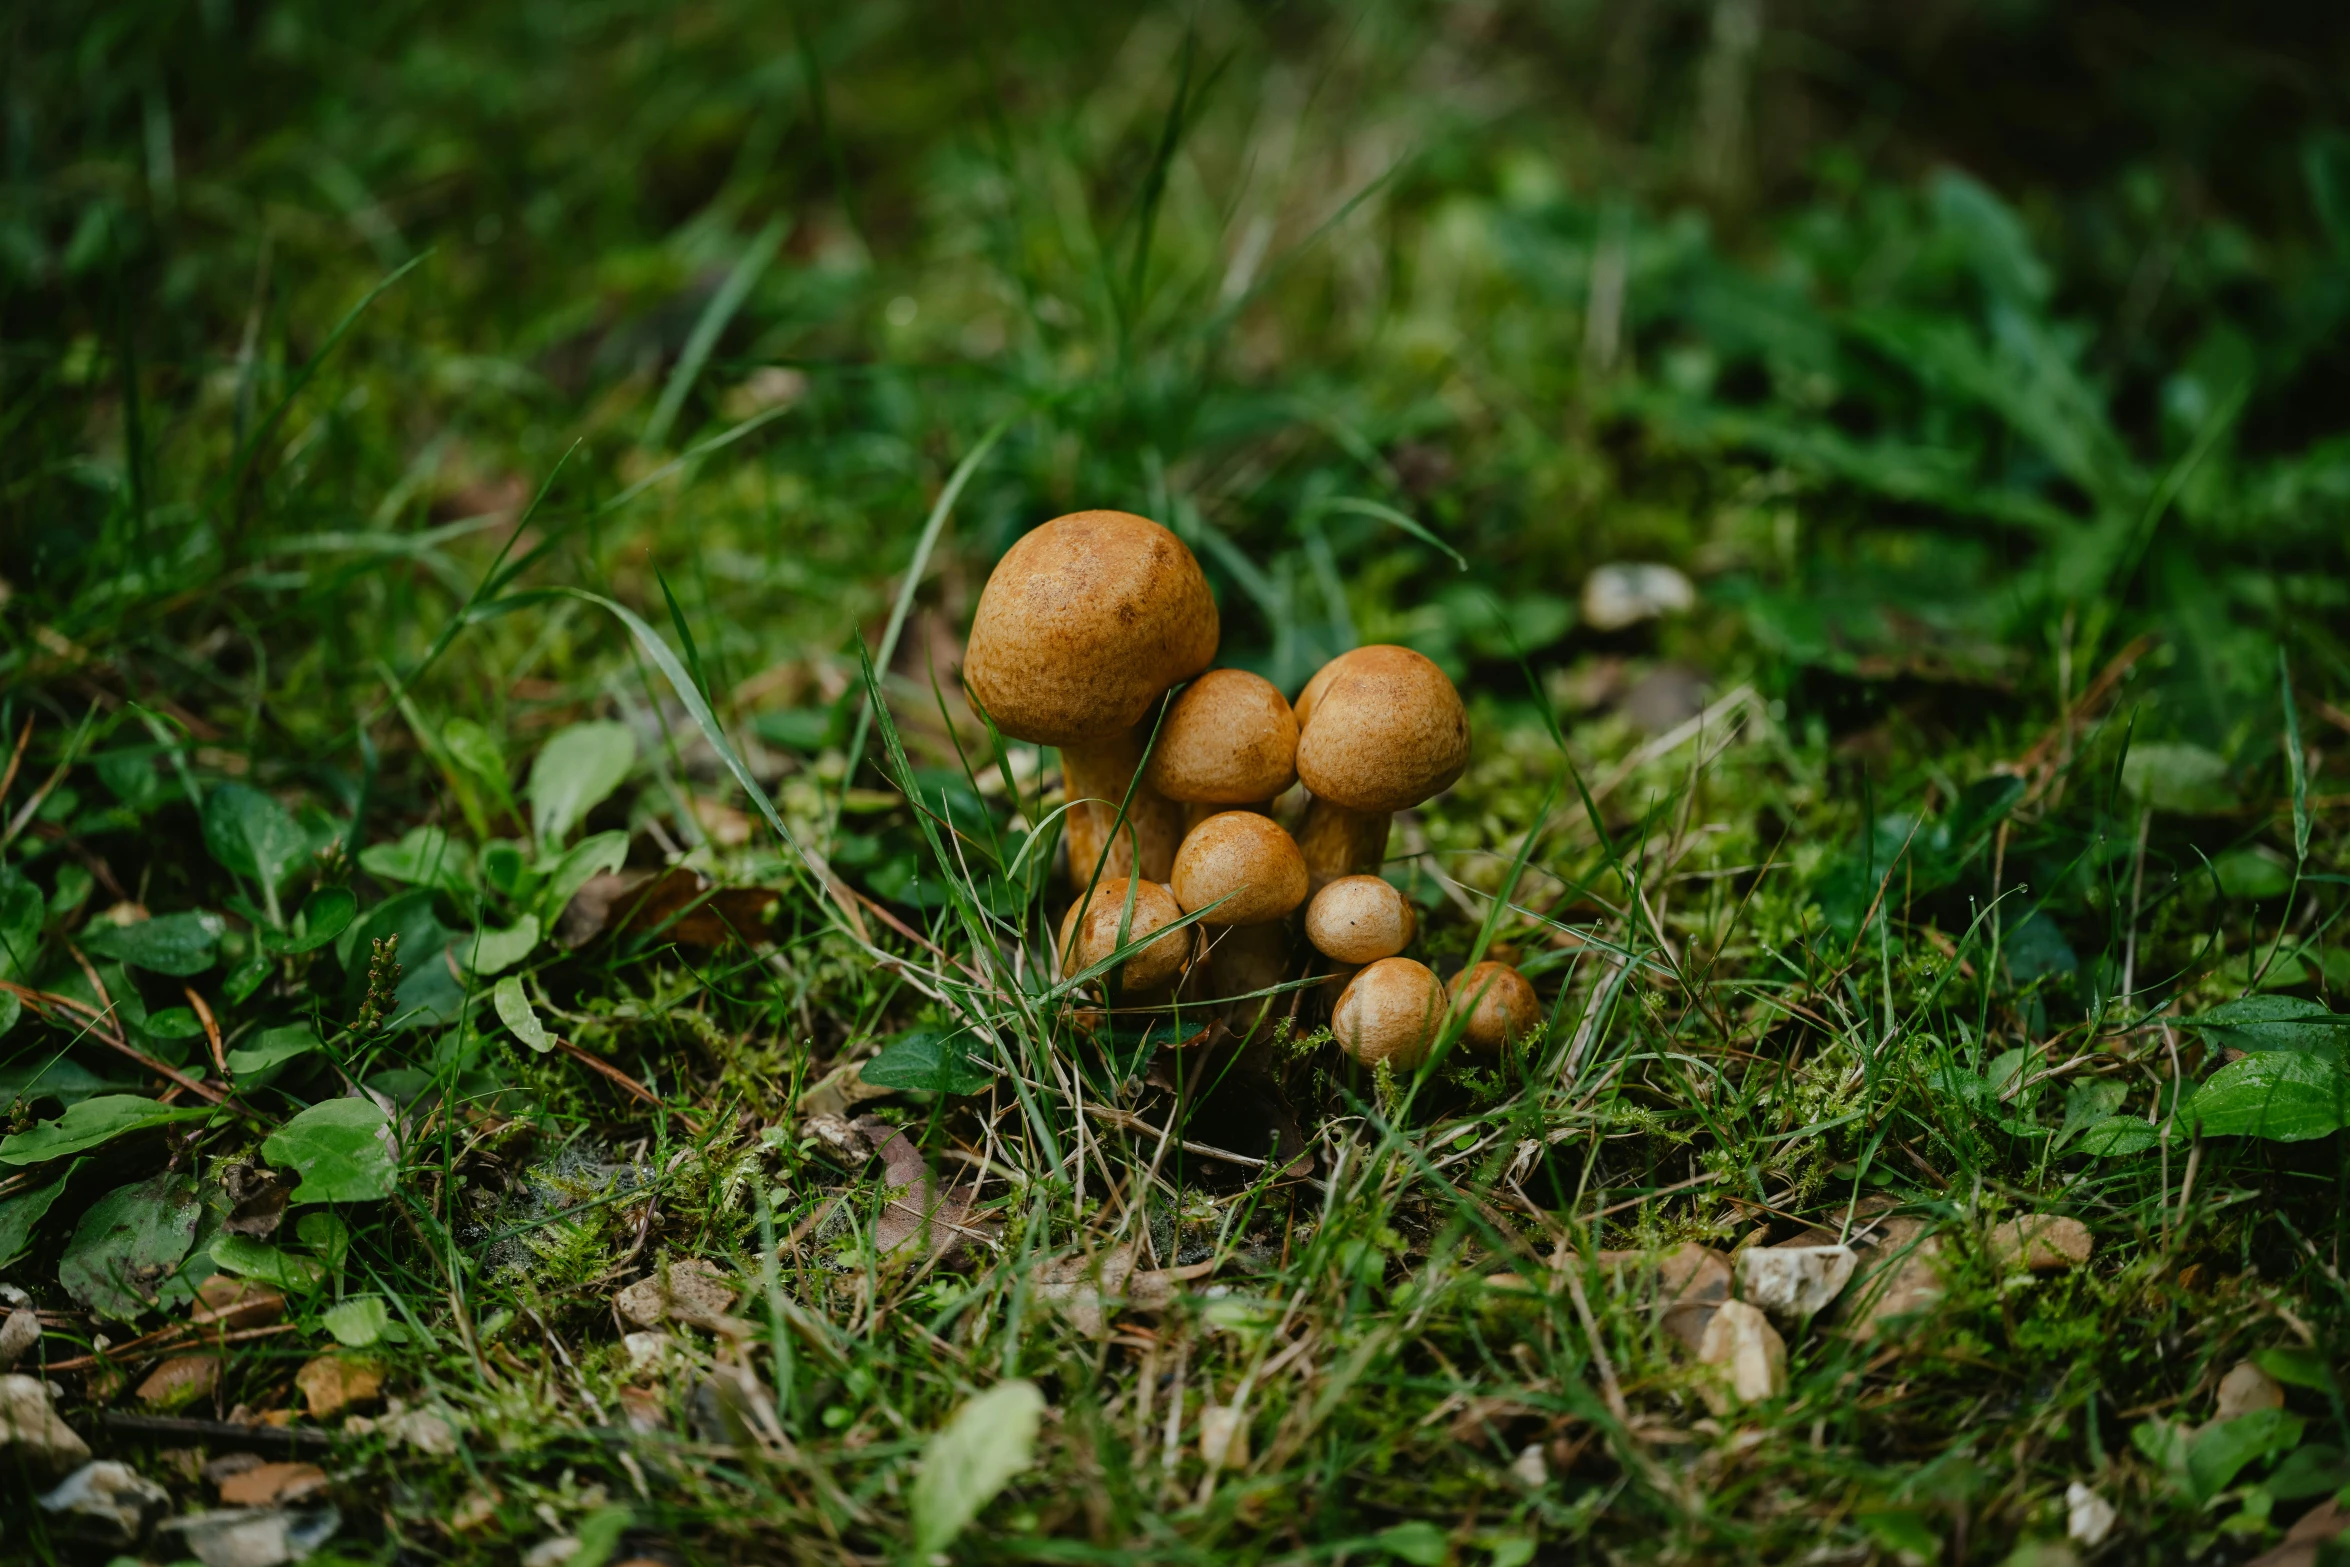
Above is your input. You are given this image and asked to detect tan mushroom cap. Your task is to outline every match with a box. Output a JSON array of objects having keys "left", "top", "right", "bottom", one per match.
[
  {"left": 964, "top": 511, "right": 1220, "bottom": 747},
  {"left": 1303, "top": 875, "right": 1417, "bottom": 965},
  {"left": 1449, "top": 961, "right": 1539, "bottom": 1053},
  {"left": 1331, "top": 957, "right": 1447, "bottom": 1070},
  {"left": 1292, "top": 645, "right": 1378, "bottom": 731},
  {"left": 1170, "top": 812, "right": 1308, "bottom": 926},
  {"left": 1293, "top": 645, "right": 1468, "bottom": 813},
  {"left": 1145, "top": 669, "right": 1299, "bottom": 804},
  {"left": 1056, "top": 879, "right": 1192, "bottom": 993}
]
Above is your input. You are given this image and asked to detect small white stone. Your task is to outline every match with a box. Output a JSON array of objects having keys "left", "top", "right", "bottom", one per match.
[
  {"left": 1736, "top": 1245, "right": 1858, "bottom": 1323},
  {"left": 1198, "top": 1405, "right": 1249, "bottom": 1471},
  {"left": 2065, "top": 1481, "right": 2116, "bottom": 1548},
  {"left": 1510, "top": 1443, "right": 1548, "bottom": 1488},
  {"left": 1582, "top": 563, "right": 1696, "bottom": 632},
  {"left": 623, "top": 1331, "right": 671, "bottom": 1375},
  {"left": 523, "top": 1538, "right": 581, "bottom": 1567},
  {"left": 1695, "top": 1299, "right": 1787, "bottom": 1406}
]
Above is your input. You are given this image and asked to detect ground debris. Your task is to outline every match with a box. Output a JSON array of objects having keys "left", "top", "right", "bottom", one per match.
[
  {"left": 2064, "top": 1482, "right": 2116, "bottom": 1548},
  {"left": 138, "top": 1352, "right": 222, "bottom": 1406},
  {"left": 161, "top": 1504, "right": 344, "bottom": 1567},
  {"left": 218, "top": 1460, "right": 329, "bottom": 1506},
  {"left": 1595, "top": 1242, "right": 1732, "bottom": 1350},
  {"left": 1031, "top": 1242, "right": 1218, "bottom": 1337},
  {"left": 1694, "top": 1299, "right": 1786, "bottom": 1408},
  {"left": 1989, "top": 1215, "right": 2092, "bottom": 1273},
  {"left": 2246, "top": 1498, "right": 2350, "bottom": 1567},
  {"left": 2212, "top": 1360, "right": 2286, "bottom": 1423},
  {"left": 0, "top": 1307, "right": 40, "bottom": 1367},
  {"left": 293, "top": 1356, "right": 383, "bottom": 1419},
  {"left": 193, "top": 1275, "right": 287, "bottom": 1330},
  {"left": 1734, "top": 1245, "right": 1857, "bottom": 1323},
  {"left": 846, "top": 1115, "right": 1000, "bottom": 1264},
  {"left": 615, "top": 1258, "right": 742, "bottom": 1332},
  {"left": 0, "top": 1372, "right": 92, "bottom": 1470},
  {"left": 39, "top": 1459, "right": 171, "bottom": 1546}
]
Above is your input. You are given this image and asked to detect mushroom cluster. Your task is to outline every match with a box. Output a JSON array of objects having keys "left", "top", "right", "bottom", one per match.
[{"left": 964, "top": 510, "right": 1538, "bottom": 1071}]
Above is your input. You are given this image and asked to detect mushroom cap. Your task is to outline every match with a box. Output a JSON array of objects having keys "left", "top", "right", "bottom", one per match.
[
  {"left": 1448, "top": 961, "right": 1539, "bottom": 1053},
  {"left": 964, "top": 511, "right": 1220, "bottom": 747},
  {"left": 1170, "top": 812, "right": 1308, "bottom": 926},
  {"left": 1292, "top": 645, "right": 1376, "bottom": 731},
  {"left": 1303, "top": 875, "right": 1417, "bottom": 964},
  {"left": 1056, "top": 879, "right": 1192, "bottom": 993},
  {"left": 1145, "top": 670, "right": 1299, "bottom": 804},
  {"left": 1331, "top": 957, "right": 1447, "bottom": 1070},
  {"left": 1293, "top": 645, "right": 1469, "bottom": 813}
]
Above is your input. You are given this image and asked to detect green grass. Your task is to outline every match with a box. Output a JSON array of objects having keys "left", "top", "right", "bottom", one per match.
[{"left": 3, "top": 1, "right": 2349, "bottom": 1562}]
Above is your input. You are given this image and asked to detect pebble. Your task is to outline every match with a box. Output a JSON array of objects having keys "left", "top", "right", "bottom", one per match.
[
  {"left": 39, "top": 1460, "right": 171, "bottom": 1545},
  {"left": 1694, "top": 1299, "right": 1786, "bottom": 1407},
  {"left": 1735, "top": 1245, "right": 1857, "bottom": 1322}
]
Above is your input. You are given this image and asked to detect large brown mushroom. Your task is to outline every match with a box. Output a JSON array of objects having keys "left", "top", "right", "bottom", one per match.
[
  {"left": 1331, "top": 957, "right": 1447, "bottom": 1070},
  {"left": 1448, "top": 961, "right": 1539, "bottom": 1053},
  {"left": 1171, "top": 811, "right": 1308, "bottom": 1026},
  {"left": 964, "top": 511, "right": 1218, "bottom": 889},
  {"left": 1145, "top": 669, "right": 1299, "bottom": 834},
  {"left": 1056, "top": 879, "right": 1193, "bottom": 996},
  {"left": 1302, "top": 875, "right": 1417, "bottom": 965},
  {"left": 1292, "top": 646, "right": 1468, "bottom": 890}
]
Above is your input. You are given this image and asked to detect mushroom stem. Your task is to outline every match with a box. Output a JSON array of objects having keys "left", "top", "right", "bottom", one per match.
[
  {"left": 1062, "top": 726, "right": 1186, "bottom": 889},
  {"left": 1297, "top": 796, "right": 1391, "bottom": 890},
  {"left": 1202, "top": 922, "right": 1292, "bottom": 1036}
]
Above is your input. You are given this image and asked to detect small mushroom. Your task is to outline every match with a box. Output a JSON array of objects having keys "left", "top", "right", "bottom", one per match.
[
  {"left": 964, "top": 511, "right": 1218, "bottom": 887},
  {"left": 1172, "top": 812, "right": 1308, "bottom": 1026},
  {"left": 1448, "top": 961, "right": 1539, "bottom": 1052},
  {"left": 1292, "top": 646, "right": 1468, "bottom": 889},
  {"left": 1331, "top": 957, "right": 1448, "bottom": 1070},
  {"left": 1303, "top": 875, "right": 1417, "bottom": 965},
  {"left": 1146, "top": 669, "right": 1299, "bottom": 834},
  {"left": 1056, "top": 879, "right": 1194, "bottom": 996},
  {"left": 1170, "top": 812, "right": 1309, "bottom": 929}
]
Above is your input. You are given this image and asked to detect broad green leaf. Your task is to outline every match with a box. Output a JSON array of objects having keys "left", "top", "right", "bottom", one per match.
[
  {"left": 442, "top": 717, "right": 508, "bottom": 786},
  {"left": 480, "top": 839, "right": 535, "bottom": 898},
  {"left": 536, "top": 830, "right": 628, "bottom": 926},
  {"left": 80, "top": 910, "right": 225, "bottom": 976},
  {"left": 58, "top": 1173, "right": 202, "bottom": 1321},
  {"left": 322, "top": 1293, "right": 393, "bottom": 1347},
  {"left": 209, "top": 1233, "right": 326, "bottom": 1291},
  {"left": 0, "top": 990, "right": 18, "bottom": 1039},
  {"left": 202, "top": 783, "right": 312, "bottom": 896},
  {"left": 262, "top": 885, "right": 356, "bottom": 956},
  {"left": 528, "top": 720, "right": 637, "bottom": 845},
  {"left": 2120, "top": 742, "right": 2234, "bottom": 814},
  {"left": 2263, "top": 1443, "right": 2350, "bottom": 1502},
  {"left": 493, "top": 975, "right": 552, "bottom": 1053},
  {"left": 2074, "top": 1117, "right": 2162, "bottom": 1157},
  {"left": 0, "top": 1095, "right": 215, "bottom": 1166},
  {"left": 144, "top": 1006, "right": 206, "bottom": 1040},
  {"left": 462, "top": 915, "right": 540, "bottom": 976},
  {"left": 2054, "top": 1080, "right": 2127, "bottom": 1150},
  {"left": 571, "top": 1506, "right": 634, "bottom": 1567},
  {"left": 0, "top": 867, "right": 42, "bottom": 983},
  {"left": 909, "top": 1379, "right": 1045, "bottom": 1556},
  {"left": 2187, "top": 1408, "right": 2304, "bottom": 1502},
  {"left": 2188, "top": 1053, "right": 2350, "bottom": 1142},
  {"left": 1372, "top": 1522, "right": 1452, "bottom": 1566},
  {"left": 862, "top": 1028, "right": 993, "bottom": 1096},
  {"left": 2254, "top": 1347, "right": 2338, "bottom": 1393},
  {"left": 359, "top": 826, "right": 474, "bottom": 891},
  {"left": 0, "top": 1159, "right": 82, "bottom": 1270},
  {"left": 227, "top": 1023, "right": 321, "bottom": 1081},
  {"left": 2180, "top": 996, "right": 2350, "bottom": 1057},
  {"left": 2211, "top": 848, "right": 2293, "bottom": 900},
  {"left": 265, "top": 1098, "right": 399, "bottom": 1203},
  {"left": 0, "top": 1057, "right": 124, "bottom": 1108}
]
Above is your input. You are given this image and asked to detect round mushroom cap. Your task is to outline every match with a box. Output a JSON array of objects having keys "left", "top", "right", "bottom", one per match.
[
  {"left": 1303, "top": 875, "right": 1417, "bottom": 964},
  {"left": 1448, "top": 961, "right": 1540, "bottom": 1053},
  {"left": 1170, "top": 812, "right": 1308, "bottom": 926},
  {"left": 1331, "top": 957, "right": 1447, "bottom": 1070},
  {"left": 1056, "top": 879, "right": 1192, "bottom": 993},
  {"left": 1145, "top": 669, "right": 1299, "bottom": 804},
  {"left": 1293, "top": 645, "right": 1468, "bottom": 813},
  {"left": 964, "top": 511, "right": 1220, "bottom": 747},
  {"left": 1292, "top": 646, "right": 1378, "bottom": 732}
]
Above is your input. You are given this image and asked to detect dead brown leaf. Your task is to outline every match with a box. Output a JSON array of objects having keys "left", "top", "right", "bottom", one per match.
[
  {"left": 294, "top": 1356, "right": 383, "bottom": 1419},
  {"left": 191, "top": 1275, "right": 286, "bottom": 1331},
  {"left": 221, "top": 1162, "right": 293, "bottom": 1239},
  {"left": 136, "top": 1354, "right": 219, "bottom": 1407},
  {"left": 615, "top": 1258, "right": 741, "bottom": 1332},
  {"left": 217, "top": 1460, "right": 328, "bottom": 1506},
  {"left": 558, "top": 868, "right": 778, "bottom": 950}
]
